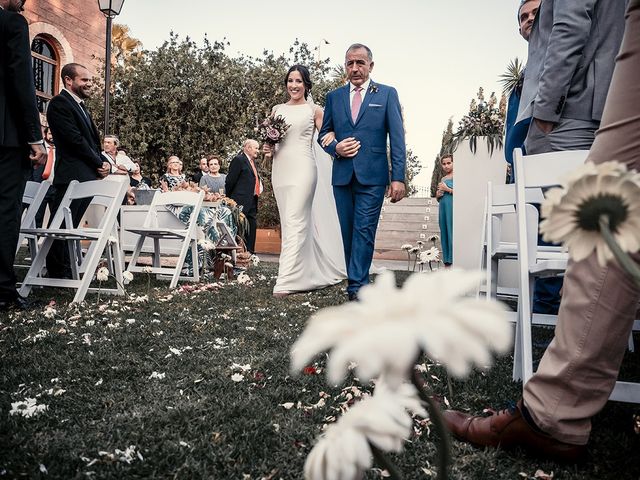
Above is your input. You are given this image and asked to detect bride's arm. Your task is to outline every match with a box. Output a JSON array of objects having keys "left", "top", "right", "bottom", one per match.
[{"left": 314, "top": 106, "right": 335, "bottom": 147}]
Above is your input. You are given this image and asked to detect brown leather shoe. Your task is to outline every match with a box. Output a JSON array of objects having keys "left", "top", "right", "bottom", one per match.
[{"left": 443, "top": 400, "right": 586, "bottom": 462}]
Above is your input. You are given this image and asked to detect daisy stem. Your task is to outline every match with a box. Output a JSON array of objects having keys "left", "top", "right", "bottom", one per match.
[
  {"left": 369, "top": 443, "right": 403, "bottom": 480},
  {"left": 96, "top": 281, "right": 102, "bottom": 305},
  {"left": 599, "top": 215, "right": 640, "bottom": 288},
  {"left": 406, "top": 253, "right": 411, "bottom": 272},
  {"left": 411, "top": 368, "right": 450, "bottom": 480}
]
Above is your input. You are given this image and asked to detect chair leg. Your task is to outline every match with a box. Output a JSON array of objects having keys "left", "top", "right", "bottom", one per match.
[
  {"left": 170, "top": 235, "right": 192, "bottom": 289},
  {"left": 153, "top": 238, "right": 161, "bottom": 268},
  {"left": 19, "top": 237, "right": 54, "bottom": 298},
  {"left": 127, "top": 235, "right": 145, "bottom": 273},
  {"left": 513, "top": 296, "right": 523, "bottom": 382},
  {"left": 111, "top": 242, "right": 125, "bottom": 295},
  {"left": 72, "top": 238, "right": 110, "bottom": 304},
  {"left": 192, "top": 240, "right": 200, "bottom": 283},
  {"left": 521, "top": 277, "right": 536, "bottom": 383},
  {"left": 67, "top": 241, "right": 80, "bottom": 280}
]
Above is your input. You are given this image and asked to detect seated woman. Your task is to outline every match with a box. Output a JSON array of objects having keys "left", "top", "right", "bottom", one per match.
[
  {"left": 157, "top": 156, "right": 247, "bottom": 276},
  {"left": 199, "top": 155, "right": 226, "bottom": 194},
  {"left": 159, "top": 155, "right": 186, "bottom": 190},
  {"left": 129, "top": 161, "right": 153, "bottom": 189}
]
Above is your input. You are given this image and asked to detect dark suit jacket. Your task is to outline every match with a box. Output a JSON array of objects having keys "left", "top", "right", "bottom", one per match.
[
  {"left": 46, "top": 89, "right": 103, "bottom": 185},
  {"left": 517, "top": 0, "right": 626, "bottom": 124},
  {"left": 0, "top": 9, "right": 42, "bottom": 147},
  {"left": 191, "top": 170, "right": 204, "bottom": 184},
  {"left": 225, "top": 151, "right": 258, "bottom": 217}
]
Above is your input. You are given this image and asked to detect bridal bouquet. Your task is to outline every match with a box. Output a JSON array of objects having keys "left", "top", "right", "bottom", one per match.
[{"left": 256, "top": 115, "right": 290, "bottom": 145}]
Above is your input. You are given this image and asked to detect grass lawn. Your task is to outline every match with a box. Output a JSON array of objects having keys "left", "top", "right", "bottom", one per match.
[{"left": 1, "top": 262, "right": 639, "bottom": 479}]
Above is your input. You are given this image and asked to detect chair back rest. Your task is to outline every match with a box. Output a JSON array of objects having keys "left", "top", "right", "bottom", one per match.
[
  {"left": 513, "top": 148, "right": 589, "bottom": 268},
  {"left": 486, "top": 182, "right": 546, "bottom": 255},
  {"left": 20, "top": 181, "right": 51, "bottom": 230},
  {"left": 514, "top": 149, "right": 590, "bottom": 188},
  {"left": 48, "top": 180, "right": 128, "bottom": 230},
  {"left": 144, "top": 190, "right": 205, "bottom": 230},
  {"left": 23, "top": 181, "right": 43, "bottom": 205}
]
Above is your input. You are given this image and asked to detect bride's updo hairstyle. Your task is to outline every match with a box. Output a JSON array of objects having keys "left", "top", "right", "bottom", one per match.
[{"left": 285, "top": 64, "right": 312, "bottom": 100}]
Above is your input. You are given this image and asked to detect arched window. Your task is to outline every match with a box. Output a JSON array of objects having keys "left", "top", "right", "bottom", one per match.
[{"left": 31, "top": 36, "right": 59, "bottom": 113}]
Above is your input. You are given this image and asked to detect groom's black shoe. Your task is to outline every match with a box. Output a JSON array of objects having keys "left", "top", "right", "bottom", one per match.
[{"left": 347, "top": 292, "right": 359, "bottom": 302}]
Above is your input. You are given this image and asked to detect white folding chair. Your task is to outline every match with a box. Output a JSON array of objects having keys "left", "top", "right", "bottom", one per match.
[
  {"left": 125, "top": 190, "right": 205, "bottom": 288},
  {"left": 481, "top": 182, "right": 549, "bottom": 302},
  {"left": 19, "top": 178, "right": 129, "bottom": 303},
  {"left": 513, "top": 148, "right": 589, "bottom": 383},
  {"left": 514, "top": 148, "right": 640, "bottom": 403},
  {"left": 18, "top": 180, "right": 52, "bottom": 257}
]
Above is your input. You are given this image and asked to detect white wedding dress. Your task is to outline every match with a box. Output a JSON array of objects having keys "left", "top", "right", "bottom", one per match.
[{"left": 271, "top": 102, "right": 346, "bottom": 293}]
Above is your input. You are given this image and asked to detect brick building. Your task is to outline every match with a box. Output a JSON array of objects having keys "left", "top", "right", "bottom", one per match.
[{"left": 23, "top": 0, "right": 105, "bottom": 115}]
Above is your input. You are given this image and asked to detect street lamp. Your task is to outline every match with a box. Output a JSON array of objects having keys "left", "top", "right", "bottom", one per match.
[{"left": 97, "top": 0, "right": 125, "bottom": 136}]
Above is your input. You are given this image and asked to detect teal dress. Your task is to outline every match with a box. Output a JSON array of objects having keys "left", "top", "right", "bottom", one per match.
[{"left": 439, "top": 178, "right": 453, "bottom": 265}]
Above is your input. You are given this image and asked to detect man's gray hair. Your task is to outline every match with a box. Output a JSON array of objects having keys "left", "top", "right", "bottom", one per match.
[
  {"left": 243, "top": 139, "right": 259, "bottom": 148},
  {"left": 104, "top": 134, "right": 120, "bottom": 147},
  {"left": 345, "top": 43, "right": 373, "bottom": 61}
]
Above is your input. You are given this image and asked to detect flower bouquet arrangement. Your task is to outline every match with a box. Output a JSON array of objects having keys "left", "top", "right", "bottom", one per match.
[
  {"left": 451, "top": 88, "right": 506, "bottom": 155},
  {"left": 256, "top": 115, "right": 290, "bottom": 146}
]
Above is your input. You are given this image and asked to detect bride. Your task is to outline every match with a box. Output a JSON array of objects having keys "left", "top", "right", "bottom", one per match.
[{"left": 264, "top": 65, "right": 346, "bottom": 297}]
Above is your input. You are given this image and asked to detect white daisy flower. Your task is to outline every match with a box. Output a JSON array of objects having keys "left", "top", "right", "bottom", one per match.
[
  {"left": 198, "top": 239, "right": 215, "bottom": 251},
  {"left": 540, "top": 161, "right": 640, "bottom": 267},
  {"left": 122, "top": 271, "right": 134, "bottom": 283},
  {"left": 419, "top": 246, "right": 440, "bottom": 263},
  {"left": 9, "top": 398, "right": 48, "bottom": 418},
  {"left": 400, "top": 244, "right": 413, "bottom": 251},
  {"left": 250, "top": 254, "right": 260, "bottom": 266},
  {"left": 291, "top": 270, "right": 510, "bottom": 385},
  {"left": 304, "top": 384, "right": 424, "bottom": 480},
  {"left": 237, "top": 272, "right": 252, "bottom": 285},
  {"left": 231, "top": 373, "right": 244, "bottom": 382},
  {"left": 141, "top": 266, "right": 153, "bottom": 274},
  {"left": 107, "top": 235, "right": 118, "bottom": 245},
  {"left": 96, "top": 267, "right": 109, "bottom": 282}
]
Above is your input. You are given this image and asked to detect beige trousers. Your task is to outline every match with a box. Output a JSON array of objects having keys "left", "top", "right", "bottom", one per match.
[{"left": 523, "top": 0, "right": 640, "bottom": 445}]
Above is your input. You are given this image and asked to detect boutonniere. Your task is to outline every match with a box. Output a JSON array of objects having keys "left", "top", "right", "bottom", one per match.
[{"left": 369, "top": 84, "right": 379, "bottom": 94}]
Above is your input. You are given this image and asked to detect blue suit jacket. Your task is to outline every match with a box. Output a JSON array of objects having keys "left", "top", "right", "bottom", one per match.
[{"left": 319, "top": 82, "right": 406, "bottom": 186}]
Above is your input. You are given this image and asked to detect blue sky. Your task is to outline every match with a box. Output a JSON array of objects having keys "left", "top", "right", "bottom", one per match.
[{"left": 116, "top": 0, "right": 528, "bottom": 189}]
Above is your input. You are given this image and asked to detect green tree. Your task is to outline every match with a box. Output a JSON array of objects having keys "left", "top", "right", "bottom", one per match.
[{"left": 404, "top": 148, "right": 421, "bottom": 197}]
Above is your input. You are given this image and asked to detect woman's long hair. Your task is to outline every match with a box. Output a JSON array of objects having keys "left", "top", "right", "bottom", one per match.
[{"left": 284, "top": 64, "right": 312, "bottom": 100}]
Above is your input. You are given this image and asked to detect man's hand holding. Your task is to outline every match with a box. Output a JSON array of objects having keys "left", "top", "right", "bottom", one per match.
[
  {"left": 97, "top": 161, "right": 111, "bottom": 178},
  {"left": 388, "top": 181, "right": 406, "bottom": 203},
  {"left": 29, "top": 143, "right": 47, "bottom": 166},
  {"left": 335, "top": 137, "right": 360, "bottom": 158}
]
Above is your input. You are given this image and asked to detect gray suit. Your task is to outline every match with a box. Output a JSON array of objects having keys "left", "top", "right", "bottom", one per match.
[{"left": 517, "top": 0, "right": 627, "bottom": 129}]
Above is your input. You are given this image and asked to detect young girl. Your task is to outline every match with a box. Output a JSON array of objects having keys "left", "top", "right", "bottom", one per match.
[{"left": 436, "top": 154, "right": 453, "bottom": 266}]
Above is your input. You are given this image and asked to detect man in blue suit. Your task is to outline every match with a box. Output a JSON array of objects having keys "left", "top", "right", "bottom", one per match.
[{"left": 319, "top": 43, "right": 406, "bottom": 301}]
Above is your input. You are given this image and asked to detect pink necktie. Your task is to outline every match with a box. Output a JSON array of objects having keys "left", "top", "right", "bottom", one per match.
[{"left": 351, "top": 87, "right": 363, "bottom": 122}]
